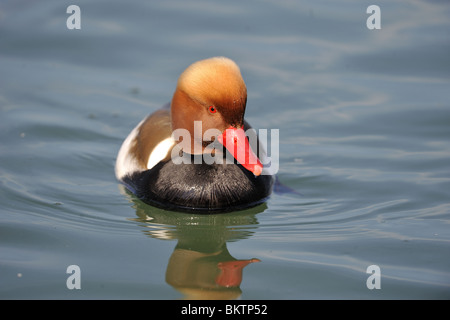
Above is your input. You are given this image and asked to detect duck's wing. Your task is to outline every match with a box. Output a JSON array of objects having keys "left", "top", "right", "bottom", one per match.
[{"left": 115, "top": 107, "right": 174, "bottom": 181}]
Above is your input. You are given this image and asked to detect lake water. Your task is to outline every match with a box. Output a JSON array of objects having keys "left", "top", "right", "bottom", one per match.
[{"left": 1, "top": 0, "right": 450, "bottom": 299}]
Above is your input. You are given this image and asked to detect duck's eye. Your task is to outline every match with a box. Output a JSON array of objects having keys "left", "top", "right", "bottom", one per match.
[{"left": 208, "top": 106, "right": 217, "bottom": 114}]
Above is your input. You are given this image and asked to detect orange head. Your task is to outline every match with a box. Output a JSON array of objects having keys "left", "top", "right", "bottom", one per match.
[{"left": 170, "top": 57, "right": 262, "bottom": 176}]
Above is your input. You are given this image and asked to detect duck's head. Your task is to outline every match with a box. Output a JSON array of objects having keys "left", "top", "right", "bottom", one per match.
[{"left": 170, "top": 57, "right": 262, "bottom": 176}]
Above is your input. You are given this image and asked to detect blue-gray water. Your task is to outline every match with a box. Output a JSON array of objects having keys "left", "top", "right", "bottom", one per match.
[{"left": 1, "top": 0, "right": 450, "bottom": 299}]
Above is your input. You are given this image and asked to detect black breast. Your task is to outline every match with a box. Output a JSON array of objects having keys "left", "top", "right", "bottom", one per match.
[{"left": 122, "top": 156, "right": 273, "bottom": 213}]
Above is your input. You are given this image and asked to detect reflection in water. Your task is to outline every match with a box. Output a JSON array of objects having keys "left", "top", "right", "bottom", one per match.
[{"left": 125, "top": 188, "right": 266, "bottom": 299}]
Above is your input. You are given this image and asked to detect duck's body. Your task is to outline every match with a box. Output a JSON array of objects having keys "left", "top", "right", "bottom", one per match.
[
  {"left": 121, "top": 155, "right": 273, "bottom": 212},
  {"left": 115, "top": 57, "right": 273, "bottom": 212}
]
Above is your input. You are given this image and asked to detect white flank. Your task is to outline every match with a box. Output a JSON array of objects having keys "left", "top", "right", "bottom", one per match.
[
  {"left": 115, "top": 119, "right": 145, "bottom": 180},
  {"left": 147, "top": 137, "right": 175, "bottom": 170}
]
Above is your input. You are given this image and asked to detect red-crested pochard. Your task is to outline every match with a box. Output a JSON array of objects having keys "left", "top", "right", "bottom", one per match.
[{"left": 115, "top": 57, "right": 273, "bottom": 212}]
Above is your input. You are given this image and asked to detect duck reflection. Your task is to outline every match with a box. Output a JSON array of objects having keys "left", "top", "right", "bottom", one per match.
[
  {"left": 127, "top": 189, "right": 266, "bottom": 300},
  {"left": 166, "top": 244, "right": 260, "bottom": 300}
]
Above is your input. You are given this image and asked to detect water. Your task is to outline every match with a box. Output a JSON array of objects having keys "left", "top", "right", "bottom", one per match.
[{"left": 1, "top": 0, "right": 450, "bottom": 299}]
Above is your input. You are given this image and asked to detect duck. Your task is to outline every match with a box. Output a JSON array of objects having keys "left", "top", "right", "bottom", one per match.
[{"left": 115, "top": 57, "right": 274, "bottom": 212}]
